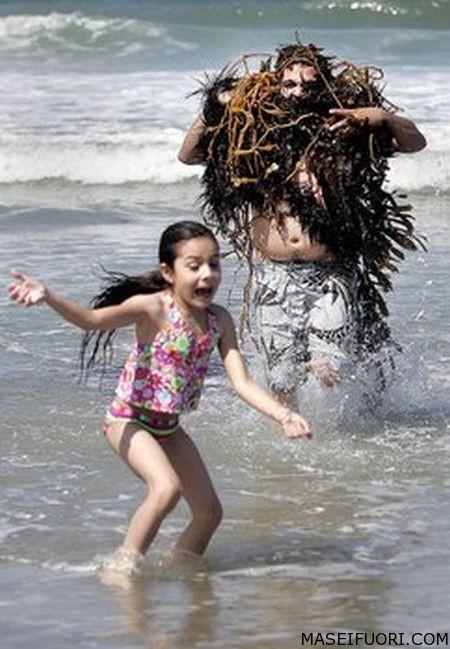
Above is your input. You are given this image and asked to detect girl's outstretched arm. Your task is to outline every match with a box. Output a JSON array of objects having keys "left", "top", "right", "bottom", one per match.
[
  {"left": 216, "top": 306, "right": 312, "bottom": 439},
  {"left": 7, "top": 270, "right": 151, "bottom": 332}
]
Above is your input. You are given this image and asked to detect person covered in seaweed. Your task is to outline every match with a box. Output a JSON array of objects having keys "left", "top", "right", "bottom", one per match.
[{"left": 178, "top": 42, "right": 426, "bottom": 407}]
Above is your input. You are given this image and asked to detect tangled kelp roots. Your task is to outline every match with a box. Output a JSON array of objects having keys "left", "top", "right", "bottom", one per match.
[{"left": 198, "top": 43, "right": 425, "bottom": 321}]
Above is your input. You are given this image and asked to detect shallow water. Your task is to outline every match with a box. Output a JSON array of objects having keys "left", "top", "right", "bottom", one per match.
[
  {"left": 1, "top": 1, "right": 450, "bottom": 647},
  {"left": 2, "top": 194, "right": 450, "bottom": 647}
]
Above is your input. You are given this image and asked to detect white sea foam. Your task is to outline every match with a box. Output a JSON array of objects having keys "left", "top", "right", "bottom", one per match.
[
  {"left": 0, "top": 60, "right": 447, "bottom": 190},
  {"left": 1, "top": 135, "right": 448, "bottom": 190},
  {"left": 0, "top": 12, "right": 195, "bottom": 56},
  {"left": 41, "top": 559, "right": 98, "bottom": 574},
  {"left": 307, "top": 1, "right": 408, "bottom": 16},
  {"left": 0, "top": 136, "right": 199, "bottom": 185},
  {"left": 389, "top": 151, "right": 450, "bottom": 193},
  {"left": 0, "top": 67, "right": 202, "bottom": 183}
]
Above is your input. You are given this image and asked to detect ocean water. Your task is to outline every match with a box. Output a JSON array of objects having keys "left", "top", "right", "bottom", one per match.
[{"left": 1, "top": 1, "right": 450, "bottom": 647}]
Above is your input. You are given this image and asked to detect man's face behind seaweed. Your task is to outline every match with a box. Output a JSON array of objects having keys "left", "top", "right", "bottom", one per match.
[
  {"left": 275, "top": 42, "right": 335, "bottom": 110},
  {"left": 280, "top": 63, "right": 318, "bottom": 99}
]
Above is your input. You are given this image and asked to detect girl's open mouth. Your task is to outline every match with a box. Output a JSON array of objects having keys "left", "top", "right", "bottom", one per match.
[{"left": 194, "top": 287, "right": 213, "bottom": 299}]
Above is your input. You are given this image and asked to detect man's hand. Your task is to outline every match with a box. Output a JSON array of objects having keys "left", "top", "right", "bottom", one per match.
[
  {"left": 309, "top": 357, "right": 340, "bottom": 387},
  {"left": 217, "top": 89, "right": 234, "bottom": 105},
  {"left": 328, "top": 107, "right": 426, "bottom": 152},
  {"left": 297, "top": 162, "right": 326, "bottom": 207},
  {"left": 328, "top": 107, "right": 388, "bottom": 132}
]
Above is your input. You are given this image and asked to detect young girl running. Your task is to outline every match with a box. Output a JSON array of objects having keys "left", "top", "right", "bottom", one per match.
[{"left": 7, "top": 221, "right": 311, "bottom": 569}]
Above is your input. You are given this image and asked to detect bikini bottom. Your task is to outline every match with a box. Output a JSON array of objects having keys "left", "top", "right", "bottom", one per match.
[{"left": 103, "top": 399, "right": 180, "bottom": 442}]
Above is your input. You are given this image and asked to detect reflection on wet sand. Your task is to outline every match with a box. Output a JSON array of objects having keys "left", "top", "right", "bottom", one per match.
[
  {"left": 100, "top": 552, "right": 219, "bottom": 648},
  {"left": 99, "top": 531, "right": 396, "bottom": 648}
]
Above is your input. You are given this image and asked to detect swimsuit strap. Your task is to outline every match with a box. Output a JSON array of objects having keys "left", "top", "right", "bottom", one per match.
[
  {"left": 206, "top": 306, "right": 220, "bottom": 341},
  {"left": 163, "top": 291, "right": 219, "bottom": 340}
]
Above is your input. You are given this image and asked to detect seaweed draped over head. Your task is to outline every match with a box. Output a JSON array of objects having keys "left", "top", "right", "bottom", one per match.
[{"left": 198, "top": 41, "right": 424, "bottom": 318}]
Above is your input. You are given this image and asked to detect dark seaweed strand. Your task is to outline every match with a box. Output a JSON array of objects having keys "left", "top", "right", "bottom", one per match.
[
  {"left": 198, "top": 44, "right": 425, "bottom": 332},
  {"left": 79, "top": 269, "right": 169, "bottom": 377}
]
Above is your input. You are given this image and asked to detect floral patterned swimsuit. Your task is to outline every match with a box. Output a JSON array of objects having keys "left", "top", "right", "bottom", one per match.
[{"left": 104, "top": 292, "right": 220, "bottom": 441}]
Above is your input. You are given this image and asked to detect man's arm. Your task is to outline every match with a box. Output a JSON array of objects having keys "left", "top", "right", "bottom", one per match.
[
  {"left": 178, "top": 114, "right": 207, "bottom": 165},
  {"left": 329, "top": 107, "right": 427, "bottom": 153},
  {"left": 383, "top": 112, "right": 427, "bottom": 152},
  {"left": 178, "top": 89, "right": 235, "bottom": 165}
]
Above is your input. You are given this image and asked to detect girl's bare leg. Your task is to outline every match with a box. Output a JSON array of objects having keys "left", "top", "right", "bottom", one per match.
[
  {"left": 105, "top": 422, "right": 182, "bottom": 557},
  {"left": 163, "top": 428, "right": 223, "bottom": 555}
]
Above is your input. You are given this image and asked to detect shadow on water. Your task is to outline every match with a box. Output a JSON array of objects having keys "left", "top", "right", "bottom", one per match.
[
  {"left": 0, "top": 206, "right": 131, "bottom": 232},
  {"left": 207, "top": 531, "right": 387, "bottom": 578}
]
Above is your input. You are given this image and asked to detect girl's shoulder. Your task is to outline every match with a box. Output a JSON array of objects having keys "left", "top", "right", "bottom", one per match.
[
  {"left": 208, "top": 303, "right": 233, "bottom": 333},
  {"left": 133, "top": 291, "right": 170, "bottom": 342},
  {"left": 127, "top": 290, "right": 168, "bottom": 320},
  {"left": 208, "top": 302, "right": 228, "bottom": 318}
]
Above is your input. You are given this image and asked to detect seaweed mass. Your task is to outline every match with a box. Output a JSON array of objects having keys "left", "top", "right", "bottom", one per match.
[{"left": 197, "top": 41, "right": 425, "bottom": 322}]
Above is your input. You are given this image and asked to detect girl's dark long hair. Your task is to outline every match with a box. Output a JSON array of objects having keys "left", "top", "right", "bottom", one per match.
[{"left": 80, "top": 220, "right": 218, "bottom": 373}]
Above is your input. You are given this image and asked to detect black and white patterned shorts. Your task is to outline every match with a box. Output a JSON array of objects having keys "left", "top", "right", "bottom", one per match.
[{"left": 253, "top": 258, "right": 392, "bottom": 392}]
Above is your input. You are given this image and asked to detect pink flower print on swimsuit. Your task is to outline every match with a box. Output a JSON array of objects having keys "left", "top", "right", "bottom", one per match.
[{"left": 115, "top": 293, "right": 220, "bottom": 414}]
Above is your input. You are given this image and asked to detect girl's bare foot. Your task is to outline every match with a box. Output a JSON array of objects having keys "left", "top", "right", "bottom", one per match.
[{"left": 98, "top": 548, "right": 143, "bottom": 589}]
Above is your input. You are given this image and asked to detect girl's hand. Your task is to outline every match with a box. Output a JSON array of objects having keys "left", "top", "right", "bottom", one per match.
[
  {"left": 7, "top": 270, "right": 47, "bottom": 307},
  {"left": 280, "top": 411, "right": 312, "bottom": 439}
]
